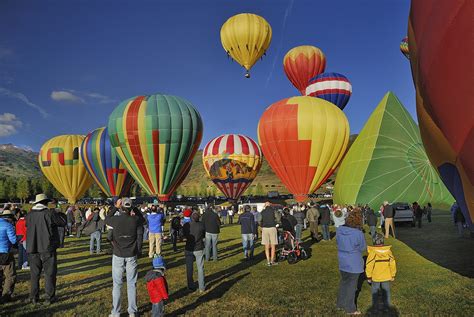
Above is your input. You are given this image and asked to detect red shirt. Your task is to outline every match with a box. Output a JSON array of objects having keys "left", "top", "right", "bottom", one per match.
[{"left": 16, "top": 218, "right": 26, "bottom": 242}]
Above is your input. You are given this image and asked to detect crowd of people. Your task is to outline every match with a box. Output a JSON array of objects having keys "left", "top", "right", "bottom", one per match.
[{"left": 0, "top": 194, "right": 468, "bottom": 316}]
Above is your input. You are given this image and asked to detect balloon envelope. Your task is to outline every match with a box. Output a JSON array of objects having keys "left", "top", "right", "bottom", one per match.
[
  {"left": 80, "top": 127, "right": 134, "bottom": 198},
  {"left": 258, "top": 96, "right": 349, "bottom": 201},
  {"left": 283, "top": 45, "right": 326, "bottom": 95},
  {"left": 220, "top": 13, "right": 272, "bottom": 77},
  {"left": 400, "top": 36, "right": 410, "bottom": 59},
  {"left": 107, "top": 94, "right": 203, "bottom": 201},
  {"left": 203, "top": 134, "right": 262, "bottom": 200},
  {"left": 39, "top": 135, "right": 94, "bottom": 203},
  {"left": 305, "top": 72, "right": 352, "bottom": 110}
]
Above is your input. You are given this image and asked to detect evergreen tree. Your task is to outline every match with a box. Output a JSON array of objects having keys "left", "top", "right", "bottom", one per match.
[
  {"left": 0, "top": 179, "right": 5, "bottom": 200},
  {"left": 17, "top": 177, "right": 30, "bottom": 203}
]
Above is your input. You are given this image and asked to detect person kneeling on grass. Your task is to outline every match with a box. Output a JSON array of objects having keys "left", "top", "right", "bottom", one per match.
[
  {"left": 145, "top": 255, "right": 169, "bottom": 317},
  {"left": 365, "top": 233, "right": 397, "bottom": 311}
]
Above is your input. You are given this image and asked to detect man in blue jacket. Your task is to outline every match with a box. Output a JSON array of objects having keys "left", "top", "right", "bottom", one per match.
[
  {"left": 238, "top": 205, "right": 256, "bottom": 260},
  {"left": 0, "top": 210, "right": 17, "bottom": 303},
  {"left": 147, "top": 204, "right": 166, "bottom": 258}
]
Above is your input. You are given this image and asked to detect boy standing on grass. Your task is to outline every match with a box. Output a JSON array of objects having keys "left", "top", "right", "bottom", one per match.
[
  {"left": 145, "top": 255, "right": 169, "bottom": 317},
  {"left": 365, "top": 233, "right": 397, "bottom": 310}
]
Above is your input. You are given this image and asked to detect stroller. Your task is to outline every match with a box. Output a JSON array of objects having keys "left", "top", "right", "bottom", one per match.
[{"left": 276, "top": 229, "right": 308, "bottom": 264}]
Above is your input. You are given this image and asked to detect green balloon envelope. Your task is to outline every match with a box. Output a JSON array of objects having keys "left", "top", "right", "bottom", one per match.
[
  {"left": 333, "top": 92, "right": 453, "bottom": 209},
  {"left": 107, "top": 94, "right": 203, "bottom": 201}
]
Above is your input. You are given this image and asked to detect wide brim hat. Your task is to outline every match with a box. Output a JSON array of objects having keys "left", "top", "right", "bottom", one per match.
[{"left": 33, "top": 193, "right": 50, "bottom": 204}]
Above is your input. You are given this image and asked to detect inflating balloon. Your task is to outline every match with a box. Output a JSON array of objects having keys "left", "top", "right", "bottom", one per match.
[
  {"left": 305, "top": 72, "right": 352, "bottom": 110},
  {"left": 409, "top": 0, "right": 474, "bottom": 229},
  {"left": 400, "top": 36, "right": 409, "bottom": 59},
  {"left": 283, "top": 45, "right": 326, "bottom": 95},
  {"left": 108, "top": 94, "right": 203, "bottom": 201},
  {"left": 80, "top": 127, "right": 134, "bottom": 198},
  {"left": 220, "top": 13, "right": 272, "bottom": 78},
  {"left": 258, "top": 96, "right": 349, "bottom": 202},
  {"left": 39, "top": 135, "right": 94, "bottom": 203},
  {"left": 203, "top": 134, "right": 262, "bottom": 200}
]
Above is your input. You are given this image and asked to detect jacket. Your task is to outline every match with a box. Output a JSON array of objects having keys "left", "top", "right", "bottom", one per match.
[
  {"left": 238, "top": 212, "right": 256, "bottom": 234},
  {"left": 66, "top": 208, "right": 75, "bottom": 224},
  {"left": 145, "top": 269, "right": 169, "bottom": 303},
  {"left": 336, "top": 225, "right": 367, "bottom": 273},
  {"left": 26, "top": 204, "right": 66, "bottom": 254},
  {"left": 0, "top": 218, "right": 17, "bottom": 253},
  {"left": 293, "top": 211, "right": 305, "bottom": 225},
  {"left": 319, "top": 206, "right": 331, "bottom": 225},
  {"left": 148, "top": 212, "right": 165, "bottom": 234},
  {"left": 281, "top": 214, "right": 297, "bottom": 233},
  {"left": 202, "top": 209, "right": 221, "bottom": 234},
  {"left": 73, "top": 209, "right": 82, "bottom": 223},
  {"left": 183, "top": 220, "right": 205, "bottom": 252},
  {"left": 306, "top": 207, "right": 320, "bottom": 223},
  {"left": 260, "top": 207, "right": 277, "bottom": 228},
  {"left": 15, "top": 217, "right": 27, "bottom": 242},
  {"left": 365, "top": 245, "right": 397, "bottom": 282},
  {"left": 82, "top": 212, "right": 102, "bottom": 235},
  {"left": 383, "top": 204, "right": 394, "bottom": 218},
  {"left": 367, "top": 209, "right": 377, "bottom": 226},
  {"left": 105, "top": 207, "right": 142, "bottom": 258}
]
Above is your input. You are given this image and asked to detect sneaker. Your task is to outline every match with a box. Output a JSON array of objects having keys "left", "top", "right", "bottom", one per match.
[
  {"left": 266, "top": 262, "right": 272, "bottom": 267},
  {"left": 44, "top": 296, "right": 57, "bottom": 305}
]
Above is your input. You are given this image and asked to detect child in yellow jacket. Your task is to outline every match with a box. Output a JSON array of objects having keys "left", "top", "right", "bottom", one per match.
[{"left": 365, "top": 233, "right": 397, "bottom": 309}]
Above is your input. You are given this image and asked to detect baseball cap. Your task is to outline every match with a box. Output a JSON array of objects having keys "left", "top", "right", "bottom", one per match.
[
  {"left": 122, "top": 198, "right": 132, "bottom": 208},
  {"left": 152, "top": 255, "right": 166, "bottom": 269}
]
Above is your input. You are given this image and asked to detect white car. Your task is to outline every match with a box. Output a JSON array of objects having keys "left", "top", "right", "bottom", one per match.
[{"left": 393, "top": 202, "right": 414, "bottom": 224}]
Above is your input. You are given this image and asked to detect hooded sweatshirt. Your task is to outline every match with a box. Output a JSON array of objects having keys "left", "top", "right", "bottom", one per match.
[
  {"left": 336, "top": 225, "right": 367, "bottom": 273},
  {"left": 365, "top": 245, "right": 397, "bottom": 282}
]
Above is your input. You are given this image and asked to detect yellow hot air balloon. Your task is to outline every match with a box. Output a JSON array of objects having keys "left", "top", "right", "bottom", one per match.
[
  {"left": 220, "top": 13, "right": 272, "bottom": 78},
  {"left": 39, "top": 135, "right": 94, "bottom": 203}
]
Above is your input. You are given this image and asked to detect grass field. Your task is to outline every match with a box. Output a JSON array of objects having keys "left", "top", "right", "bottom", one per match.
[{"left": 2, "top": 210, "right": 473, "bottom": 316}]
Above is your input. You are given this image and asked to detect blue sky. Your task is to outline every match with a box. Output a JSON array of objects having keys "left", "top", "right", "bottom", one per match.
[{"left": 0, "top": 0, "right": 413, "bottom": 151}]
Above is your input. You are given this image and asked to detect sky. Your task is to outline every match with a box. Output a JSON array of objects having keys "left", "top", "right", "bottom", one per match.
[{"left": 0, "top": 0, "right": 413, "bottom": 151}]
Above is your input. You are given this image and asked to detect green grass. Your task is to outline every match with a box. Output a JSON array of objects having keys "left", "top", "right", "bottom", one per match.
[{"left": 3, "top": 211, "right": 473, "bottom": 316}]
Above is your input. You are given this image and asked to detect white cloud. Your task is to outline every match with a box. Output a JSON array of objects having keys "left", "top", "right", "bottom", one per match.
[
  {"left": 0, "top": 112, "right": 22, "bottom": 137},
  {"left": 51, "top": 90, "right": 85, "bottom": 103},
  {"left": 0, "top": 87, "right": 49, "bottom": 118},
  {"left": 84, "top": 92, "right": 116, "bottom": 104}
]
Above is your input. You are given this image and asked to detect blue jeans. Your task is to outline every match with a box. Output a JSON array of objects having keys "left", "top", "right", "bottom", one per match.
[
  {"left": 241, "top": 233, "right": 254, "bottom": 258},
  {"left": 90, "top": 231, "right": 101, "bottom": 253},
  {"left": 295, "top": 224, "right": 303, "bottom": 242},
  {"left": 369, "top": 226, "right": 376, "bottom": 239},
  {"left": 17, "top": 236, "right": 27, "bottom": 268},
  {"left": 321, "top": 224, "right": 330, "bottom": 240},
  {"left": 111, "top": 255, "right": 138, "bottom": 316},
  {"left": 152, "top": 301, "right": 164, "bottom": 317},
  {"left": 372, "top": 281, "right": 391, "bottom": 307},
  {"left": 205, "top": 232, "right": 219, "bottom": 261},
  {"left": 185, "top": 250, "right": 205, "bottom": 291},
  {"left": 143, "top": 225, "right": 149, "bottom": 241}
]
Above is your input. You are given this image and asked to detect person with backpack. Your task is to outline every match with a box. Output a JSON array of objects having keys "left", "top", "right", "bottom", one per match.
[
  {"left": 170, "top": 214, "right": 182, "bottom": 252},
  {"left": 147, "top": 205, "right": 166, "bottom": 258},
  {"left": 366, "top": 233, "right": 397, "bottom": 310}
]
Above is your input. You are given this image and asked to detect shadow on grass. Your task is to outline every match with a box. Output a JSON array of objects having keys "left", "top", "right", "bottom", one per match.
[{"left": 2, "top": 299, "right": 88, "bottom": 317}]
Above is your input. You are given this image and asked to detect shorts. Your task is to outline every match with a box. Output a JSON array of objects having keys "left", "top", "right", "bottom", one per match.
[{"left": 261, "top": 227, "right": 278, "bottom": 245}]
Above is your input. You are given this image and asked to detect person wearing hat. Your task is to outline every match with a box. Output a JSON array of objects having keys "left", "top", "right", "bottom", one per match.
[
  {"left": 26, "top": 193, "right": 66, "bottom": 305},
  {"left": 145, "top": 255, "right": 169, "bottom": 317},
  {"left": 0, "top": 206, "right": 18, "bottom": 304},
  {"left": 306, "top": 202, "right": 320, "bottom": 242},
  {"left": 105, "top": 197, "right": 143, "bottom": 317}
]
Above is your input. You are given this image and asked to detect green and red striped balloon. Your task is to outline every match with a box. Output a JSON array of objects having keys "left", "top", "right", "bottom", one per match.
[{"left": 107, "top": 94, "right": 203, "bottom": 201}]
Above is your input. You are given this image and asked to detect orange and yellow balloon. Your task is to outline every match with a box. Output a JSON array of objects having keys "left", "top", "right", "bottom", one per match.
[
  {"left": 283, "top": 46, "right": 326, "bottom": 95},
  {"left": 220, "top": 13, "right": 272, "bottom": 78},
  {"left": 258, "top": 96, "right": 349, "bottom": 201},
  {"left": 39, "top": 135, "right": 94, "bottom": 203}
]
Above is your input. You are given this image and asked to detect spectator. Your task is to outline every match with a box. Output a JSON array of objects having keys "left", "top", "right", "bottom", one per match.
[
  {"left": 202, "top": 207, "right": 221, "bottom": 262},
  {"left": 426, "top": 202, "right": 433, "bottom": 223},
  {"left": 412, "top": 202, "right": 423, "bottom": 229},
  {"left": 0, "top": 208, "right": 17, "bottom": 303},
  {"left": 105, "top": 198, "right": 142, "bottom": 317},
  {"left": 145, "top": 255, "right": 169, "bottom": 317},
  {"left": 73, "top": 207, "right": 82, "bottom": 237},
  {"left": 26, "top": 194, "right": 66, "bottom": 305},
  {"left": 251, "top": 207, "right": 261, "bottom": 239},
  {"left": 366, "top": 208, "right": 378, "bottom": 239},
  {"left": 382, "top": 202, "right": 396, "bottom": 239},
  {"left": 452, "top": 202, "right": 465, "bottom": 238},
  {"left": 281, "top": 208, "right": 297, "bottom": 236},
  {"left": 183, "top": 212, "right": 206, "bottom": 292},
  {"left": 320, "top": 204, "right": 331, "bottom": 241},
  {"left": 366, "top": 233, "right": 397, "bottom": 310},
  {"left": 238, "top": 205, "right": 256, "bottom": 260},
  {"left": 260, "top": 202, "right": 279, "bottom": 266},
  {"left": 336, "top": 211, "right": 366, "bottom": 315},
  {"left": 182, "top": 208, "right": 192, "bottom": 225},
  {"left": 293, "top": 205, "right": 305, "bottom": 243},
  {"left": 170, "top": 214, "right": 182, "bottom": 252},
  {"left": 228, "top": 206, "right": 234, "bottom": 224},
  {"left": 15, "top": 210, "right": 28, "bottom": 269},
  {"left": 220, "top": 207, "right": 228, "bottom": 225},
  {"left": 66, "top": 206, "right": 75, "bottom": 237},
  {"left": 82, "top": 207, "right": 103, "bottom": 254},
  {"left": 306, "top": 202, "right": 320, "bottom": 241},
  {"left": 134, "top": 207, "right": 146, "bottom": 257},
  {"left": 332, "top": 207, "right": 346, "bottom": 229},
  {"left": 148, "top": 205, "right": 166, "bottom": 257},
  {"left": 53, "top": 204, "right": 67, "bottom": 248}
]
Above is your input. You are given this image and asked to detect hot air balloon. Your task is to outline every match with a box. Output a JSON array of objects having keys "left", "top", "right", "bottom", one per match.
[
  {"left": 220, "top": 13, "right": 272, "bottom": 78},
  {"left": 80, "top": 127, "right": 134, "bottom": 199},
  {"left": 400, "top": 36, "right": 410, "bottom": 59},
  {"left": 283, "top": 46, "right": 326, "bottom": 95},
  {"left": 203, "top": 134, "right": 262, "bottom": 201},
  {"left": 108, "top": 94, "right": 203, "bottom": 202},
  {"left": 39, "top": 135, "right": 94, "bottom": 203},
  {"left": 305, "top": 72, "right": 352, "bottom": 110},
  {"left": 409, "top": 0, "right": 474, "bottom": 229},
  {"left": 258, "top": 96, "right": 349, "bottom": 202}
]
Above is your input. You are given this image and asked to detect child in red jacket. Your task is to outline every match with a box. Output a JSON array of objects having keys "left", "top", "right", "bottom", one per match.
[{"left": 145, "top": 255, "right": 168, "bottom": 317}]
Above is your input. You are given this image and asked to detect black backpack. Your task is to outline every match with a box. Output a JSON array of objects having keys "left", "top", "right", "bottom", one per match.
[{"left": 171, "top": 216, "right": 181, "bottom": 230}]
